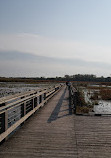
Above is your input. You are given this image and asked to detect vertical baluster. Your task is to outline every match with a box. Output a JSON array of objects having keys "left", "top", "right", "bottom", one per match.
[
  {"left": 31, "top": 99, "right": 33, "bottom": 110},
  {"left": 5, "top": 111, "right": 8, "bottom": 131},
  {"left": 0, "top": 112, "right": 5, "bottom": 134},
  {"left": 24, "top": 102, "right": 26, "bottom": 115},
  {"left": 5, "top": 110, "right": 8, "bottom": 140},
  {"left": 34, "top": 97, "right": 37, "bottom": 108},
  {"left": 39, "top": 95, "right": 42, "bottom": 104},
  {"left": 44, "top": 93, "right": 46, "bottom": 100},
  {"left": 33, "top": 98, "right": 35, "bottom": 109},
  {"left": 0, "top": 112, "right": 5, "bottom": 143}
]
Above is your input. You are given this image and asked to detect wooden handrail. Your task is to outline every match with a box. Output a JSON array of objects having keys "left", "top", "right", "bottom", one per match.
[
  {"left": 0, "top": 84, "right": 63, "bottom": 143},
  {"left": 69, "top": 83, "right": 77, "bottom": 114}
]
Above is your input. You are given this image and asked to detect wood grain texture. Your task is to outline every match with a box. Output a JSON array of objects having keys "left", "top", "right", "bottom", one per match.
[
  {"left": 75, "top": 115, "right": 111, "bottom": 158},
  {"left": 0, "top": 87, "right": 62, "bottom": 142},
  {"left": 1, "top": 87, "right": 111, "bottom": 157},
  {"left": 0, "top": 87, "right": 77, "bottom": 158}
]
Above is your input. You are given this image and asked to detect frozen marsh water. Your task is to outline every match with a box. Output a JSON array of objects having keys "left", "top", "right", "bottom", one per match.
[
  {"left": 0, "top": 82, "right": 53, "bottom": 98},
  {"left": 83, "top": 88, "right": 111, "bottom": 114},
  {"left": 94, "top": 100, "right": 111, "bottom": 114}
]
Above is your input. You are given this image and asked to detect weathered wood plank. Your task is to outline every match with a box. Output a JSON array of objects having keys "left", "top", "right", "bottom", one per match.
[
  {"left": 0, "top": 87, "right": 77, "bottom": 157},
  {"left": 1, "top": 86, "right": 111, "bottom": 157},
  {"left": 0, "top": 86, "right": 62, "bottom": 142},
  {"left": 74, "top": 116, "right": 111, "bottom": 158}
]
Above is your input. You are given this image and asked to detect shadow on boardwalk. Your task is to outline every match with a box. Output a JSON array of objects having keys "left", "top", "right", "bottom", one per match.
[{"left": 47, "top": 87, "right": 72, "bottom": 123}]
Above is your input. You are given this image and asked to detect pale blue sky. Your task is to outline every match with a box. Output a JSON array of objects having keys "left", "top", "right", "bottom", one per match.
[{"left": 0, "top": 0, "right": 111, "bottom": 77}]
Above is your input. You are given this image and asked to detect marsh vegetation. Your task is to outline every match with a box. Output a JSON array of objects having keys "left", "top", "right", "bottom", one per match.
[{"left": 73, "top": 82, "right": 111, "bottom": 114}]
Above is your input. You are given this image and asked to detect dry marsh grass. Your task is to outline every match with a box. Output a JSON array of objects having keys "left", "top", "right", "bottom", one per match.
[
  {"left": 76, "top": 106, "right": 93, "bottom": 114},
  {"left": 100, "top": 89, "right": 111, "bottom": 100}
]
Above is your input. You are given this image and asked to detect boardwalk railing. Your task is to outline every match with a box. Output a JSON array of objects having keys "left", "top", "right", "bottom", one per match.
[
  {"left": 0, "top": 84, "right": 63, "bottom": 143},
  {"left": 69, "top": 83, "right": 77, "bottom": 114}
]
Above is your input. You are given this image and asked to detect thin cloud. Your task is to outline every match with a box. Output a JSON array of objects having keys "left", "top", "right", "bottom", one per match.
[
  {"left": 0, "top": 33, "right": 111, "bottom": 63},
  {"left": 0, "top": 51, "right": 111, "bottom": 77}
]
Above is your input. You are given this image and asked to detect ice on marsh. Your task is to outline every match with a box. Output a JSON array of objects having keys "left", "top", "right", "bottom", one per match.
[
  {"left": 83, "top": 88, "right": 111, "bottom": 114},
  {"left": 0, "top": 82, "right": 51, "bottom": 98},
  {"left": 94, "top": 100, "right": 111, "bottom": 114}
]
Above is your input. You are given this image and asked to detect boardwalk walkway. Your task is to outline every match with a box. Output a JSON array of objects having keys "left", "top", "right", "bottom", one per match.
[
  {"left": 0, "top": 86, "right": 77, "bottom": 158},
  {"left": 1, "top": 86, "right": 111, "bottom": 157}
]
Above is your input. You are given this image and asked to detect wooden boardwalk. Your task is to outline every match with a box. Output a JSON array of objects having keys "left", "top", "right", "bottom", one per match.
[{"left": 1, "top": 86, "right": 111, "bottom": 157}]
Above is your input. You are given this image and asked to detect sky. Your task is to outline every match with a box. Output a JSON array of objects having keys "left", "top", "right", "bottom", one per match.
[{"left": 0, "top": 0, "right": 111, "bottom": 77}]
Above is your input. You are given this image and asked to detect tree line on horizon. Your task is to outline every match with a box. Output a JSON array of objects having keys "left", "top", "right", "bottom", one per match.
[{"left": 0, "top": 74, "right": 111, "bottom": 83}]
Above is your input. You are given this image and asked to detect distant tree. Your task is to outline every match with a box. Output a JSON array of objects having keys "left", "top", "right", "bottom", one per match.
[{"left": 64, "top": 75, "right": 70, "bottom": 81}]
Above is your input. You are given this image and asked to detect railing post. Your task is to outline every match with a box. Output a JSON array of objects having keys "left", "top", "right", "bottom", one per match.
[
  {"left": 34, "top": 97, "right": 37, "bottom": 108},
  {"left": 39, "top": 95, "right": 42, "bottom": 104},
  {"left": 0, "top": 112, "right": 5, "bottom": 144},
  {"left": 68, "top": 84, "right": 78, "bottom": 114},
  {"left": 0, "top": 84, "right": 62, "bottom": 143},
  {"left": 0, "top": 111, "right": 8, "bottom": 142},
  {"left": 33, "top": 98, "right": 35, "bottom": 109},
  {"left": 37, "top": 96, "right": 39, "bottom": 105},
  {"left": 0, "top": 112, "right": 5, "bottom": 134},
  {"left": 21, "top": 102, "right": 26, "bottom": 126},
  {"left": 30, "top": 99, "right": 33, "bottom": 110},
  {"left": 68, "top": 85, "right": 72, "bottom": 114},
  {"left": 44, "top": 93, "right": 46, "bottom": 100},
  {"left": 73, "top": 92, "right": 77, "bottom": 114},
  {"left": 5, "top": 111, "right": 8, "bottom": 140},
  {"left": 24, "top": 102, "right": 26, "bottom": 116},
  {"left": 5, "top": 111, "right": 8, "bottom": 131}
]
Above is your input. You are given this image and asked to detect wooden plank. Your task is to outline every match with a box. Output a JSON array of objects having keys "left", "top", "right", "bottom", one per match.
[
  {"left": 1, "top": 86, "right": 111, "bottom": 157},
  {"left": 0, "top": 86, "right": 78, "bottom": 158},
  {"left": 0, "top": 86, "right": 62, "bottom": 142},
  {"left": 74, "top": 116, "right": 111, "bottom": 158}
]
